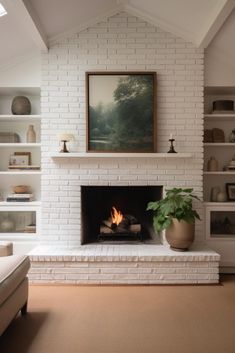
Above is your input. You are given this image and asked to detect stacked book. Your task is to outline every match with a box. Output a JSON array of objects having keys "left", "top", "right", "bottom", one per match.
[
  {"left": 16, "top": 224, "right": 36, "bottom": 233},
  {"left": 6, "top": 193, "right": 34, "bottom": 202},
  {"left": 24, "top": 224, "right": 36, "bottom": 233}
]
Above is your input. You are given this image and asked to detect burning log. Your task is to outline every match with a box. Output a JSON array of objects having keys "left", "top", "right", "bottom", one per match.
[
  {"left": 100, "top": 206, "right": 141, "bottom": 236},
  {"left": 100, "top": 224, "right": 141, "bottom": 235}
]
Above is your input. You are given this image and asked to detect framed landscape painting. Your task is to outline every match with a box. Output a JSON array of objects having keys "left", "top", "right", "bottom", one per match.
[{"left": 86, "top": 72, "right": 156, "bottom": 152}]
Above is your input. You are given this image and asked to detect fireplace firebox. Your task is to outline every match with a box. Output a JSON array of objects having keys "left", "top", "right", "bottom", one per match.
[{"left": 81, "top": 186, "right": 162, "bottom": 244}]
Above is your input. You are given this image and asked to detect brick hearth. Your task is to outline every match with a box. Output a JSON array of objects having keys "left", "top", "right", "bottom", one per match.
[{"left": 29, "top": 244, "right": 220, "bottom": 284}]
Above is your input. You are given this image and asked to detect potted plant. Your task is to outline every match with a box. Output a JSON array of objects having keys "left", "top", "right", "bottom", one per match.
[{"left": 147, "top": 188, "right": 200, "bottom": 251}]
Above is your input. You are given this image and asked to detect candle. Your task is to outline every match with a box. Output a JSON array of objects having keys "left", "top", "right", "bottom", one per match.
[{"left": 170, "top": 133, "right": 173, "bottom": 139}]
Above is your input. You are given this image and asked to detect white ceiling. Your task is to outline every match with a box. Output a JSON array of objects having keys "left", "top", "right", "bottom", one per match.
[
  {"left": 27, "top": 0, "right": 117, "bottom": 38},
  {"left": 0, "top": 0, "right": 234, "bottom": 68},
  {"left": 0, "top": 2, "right": 38, "bottom": 68}
]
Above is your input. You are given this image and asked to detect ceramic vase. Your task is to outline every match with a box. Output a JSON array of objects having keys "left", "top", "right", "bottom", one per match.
[
  {"left": 26, "top": 125, "right": 36, "bottom": 143},
  {"left": 216, "top": 191, "right": 227, "bottom": 202},
  {"left": 210, "top": 186, "right": 221, "bottom": 202},
  {"left": 12, "top": 96, "right": 31, "bottom": 115},
  {"left": 229, "top": 129, "right": 235, "bottom": 143},
  {"left": 207, "top": 156, "right": 219, "bottom": 171},
  {"left": 165, "top": 218, "right": 195, "bottom": 251}
]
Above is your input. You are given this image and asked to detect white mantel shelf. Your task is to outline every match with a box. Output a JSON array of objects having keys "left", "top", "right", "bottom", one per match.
[{"left": 51, "top": 152, "right": 192, "bottom": 159}]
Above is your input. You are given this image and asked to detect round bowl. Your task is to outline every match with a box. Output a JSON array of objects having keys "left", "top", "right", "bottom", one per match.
[{"left": 13, "top": 185, "right": 29, "bottom": 194}]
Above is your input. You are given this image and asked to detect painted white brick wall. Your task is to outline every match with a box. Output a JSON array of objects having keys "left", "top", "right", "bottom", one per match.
[{"left": 41, "top": 12, "right": 204, "bottom": 245}]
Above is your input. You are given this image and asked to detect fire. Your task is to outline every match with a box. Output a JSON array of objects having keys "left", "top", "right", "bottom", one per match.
[{"left": 111, "top": 207, "right": 123, "bottom": 225}]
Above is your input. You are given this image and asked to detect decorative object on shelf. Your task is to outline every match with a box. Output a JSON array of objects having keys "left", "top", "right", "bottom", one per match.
[
  {"left": 167, "top": 133, "right": 177, "bottom": 153},
  {"left": 204, "top": 129, "right": 213, "bottom": 143},
  {"left": 226, "top": 183, "right": 235, "bottom": 201},
  {"left": 0, "top": 132, "right": 20, "bottom": 143},
  {"left": 212, "top": 128, "right": 225, "bottom": 143},
  {"left": 212, "top": 100, "right": 234, "bottom": 114},
  {"left": 26, "top": 125, "right": 36, "bottom": 143},
  {"left": 229, "top": 129, "right": 235, "bottom": 143},
  {"left": 9, "top": 154, "right": 29, "bottom": 166},
  {"left": 216, "top": 190, "right": 227, "bottom": 202},
  {"left": 11, "top": 96, "right": 31, "bottom": 115},
  {"left": 210, "top": 186, "right": 221, "bottom": 202},
  {"left": 147, "top": 188, "right": 200, "bottom": 251},
  {"left": 0, "top": 214, "right": 15, "bottom": 232},
  {"left": 14, "top": 151, "right": 31, "bottom": 165},
  {"left": 24, "top": 223, "right": 36, "bottom": 233},
  {"left": 224, "top": 155, "right": 235, "bottom": 171},
  {"left": 207, "top": 156, "right": 219, "bottom": 171},
  {"left": 6, "top": 193, "right": 34, "bottom": 202},
  {"left": 58, "top": 133, "right": 74, "bottom": 153},
  {"left": 86, "top": 72, "right": 156, "bottom": 152},
  {"left": 12, "top": 185, "right": 29, "bottom": 194}
]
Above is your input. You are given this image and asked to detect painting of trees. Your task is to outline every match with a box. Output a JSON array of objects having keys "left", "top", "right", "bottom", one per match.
[{"left": 87, "top": 73, "right": 156, "bottom": 152}]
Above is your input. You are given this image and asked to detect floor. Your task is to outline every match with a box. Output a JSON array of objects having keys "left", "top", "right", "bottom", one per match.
[{"left": 1, "top": 276, "right": 235, "bottom": 353}]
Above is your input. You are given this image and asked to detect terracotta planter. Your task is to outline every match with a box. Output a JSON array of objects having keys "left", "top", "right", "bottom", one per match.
[{"left": 165, "top": 218, "right": 195, "bottom": 251}]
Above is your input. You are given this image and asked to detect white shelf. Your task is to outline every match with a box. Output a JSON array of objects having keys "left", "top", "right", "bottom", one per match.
[
  {"left": 204, "top": 202, "right": 235, "bottom": 206},
  {"left": 204, "top": 143, "right": 235, "bottom": 146},
  {"left": 0, "top": 115, "right": 41, "bottom": 122},
  {"left": 204, "top": 86, "right": 235, "bottom": 95},
  {"left": 0, "top": 201, "right": 41, "bottom": 207},
  {"left": 0, "top": 233, "right": 38, "bottom": 240},
  {"left": 51, "top": 152, "right": 192, "bottom": 159},
  {"left": 204, "top": 171, "right": 235, "bottom": 175},
  {"left": 204, "top": 114, "right": 235, "bottom": 120},
  {"left": 0, "top": 87, "right": 40, "bottom": 95},
  {"left": 0, "top": 143, "right": 41, "bottom": 147},
  {"left": 210, "top": 234, "right": 235, "bottom": 240},
  {"left": 0, "top": 171, "right": 41, "bottom": 175}
]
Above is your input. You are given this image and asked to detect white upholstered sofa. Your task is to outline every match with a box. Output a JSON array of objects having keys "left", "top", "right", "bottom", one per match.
[{"left": 0, "top": 242, "right": 30, "bottom": 335}]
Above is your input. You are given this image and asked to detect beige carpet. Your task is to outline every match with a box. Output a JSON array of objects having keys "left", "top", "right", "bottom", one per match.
[{"left": 1, "top": 276, "right": 235, "bottom": 353}]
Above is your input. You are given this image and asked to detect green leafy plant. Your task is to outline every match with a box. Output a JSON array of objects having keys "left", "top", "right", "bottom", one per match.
[{"left": 147, "top": 188, "right": 200, "bottom": 233}]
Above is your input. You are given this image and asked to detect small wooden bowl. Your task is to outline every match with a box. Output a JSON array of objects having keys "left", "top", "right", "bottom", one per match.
[{"left": 13, "top": 185, "right": 29, "bottom": 194}]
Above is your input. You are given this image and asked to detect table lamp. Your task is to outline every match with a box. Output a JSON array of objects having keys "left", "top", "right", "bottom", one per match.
[{"left": 58, "top": 133, "right": 74, "bottom": 153}]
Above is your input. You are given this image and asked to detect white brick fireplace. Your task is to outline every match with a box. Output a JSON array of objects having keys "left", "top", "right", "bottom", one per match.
[{"left": 29, "top": 12, "right": 220, "bottom": 284}]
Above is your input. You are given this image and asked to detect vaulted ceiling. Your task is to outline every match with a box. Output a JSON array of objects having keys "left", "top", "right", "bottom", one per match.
[{"left": 0, "top": 0, "right": 234, "bottom": 68}]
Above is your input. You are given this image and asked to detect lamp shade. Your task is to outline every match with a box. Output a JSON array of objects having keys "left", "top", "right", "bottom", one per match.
[{"left": 57, "top": 133, "right": 74, "bottom": 141}]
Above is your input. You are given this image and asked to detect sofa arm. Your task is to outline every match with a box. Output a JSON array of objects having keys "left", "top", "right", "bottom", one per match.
[{"left": 0, "top": 242, "right": 13, "bottom": 256}]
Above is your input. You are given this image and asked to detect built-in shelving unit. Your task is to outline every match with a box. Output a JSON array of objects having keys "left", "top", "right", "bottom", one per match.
[
  {"left": 204, "top": 86, "right": 235, "bottom": 268},
  {"left": 51, "top": 152, "right": 192, "bottom": 159},
  {"left": 0, "top": 87, "right": 41, "bottom": 242}
]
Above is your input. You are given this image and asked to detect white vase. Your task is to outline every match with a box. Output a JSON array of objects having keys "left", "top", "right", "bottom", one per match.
[
  {"left": 207, "top": 156, "right": 219, "bottom": 171},
  {"left": 210, "top": 186, "right": 221, "bottom": 202},
  {"left": 216, "top": 191, "right": 227, "bottom": 202},
  {"left": 26, "top": 125, "right": 36, "bottom": 143}
]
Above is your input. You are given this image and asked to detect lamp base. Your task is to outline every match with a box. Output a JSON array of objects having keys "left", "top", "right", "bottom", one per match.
[
  {"left": 167, "top": 139, "right": 177, "bottom": 153},
  {"left": 60, "top": 140, "right": 69, "bottom": 153}
]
